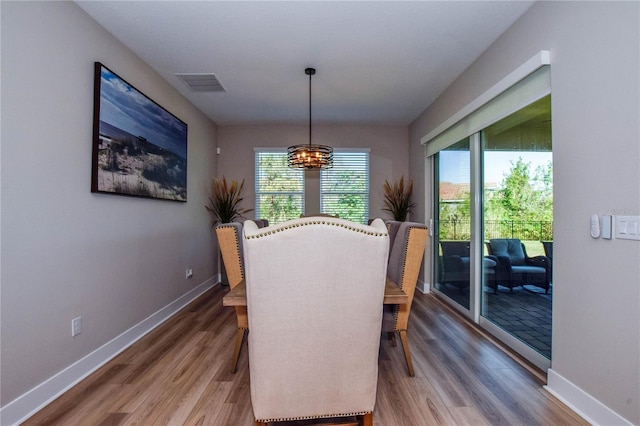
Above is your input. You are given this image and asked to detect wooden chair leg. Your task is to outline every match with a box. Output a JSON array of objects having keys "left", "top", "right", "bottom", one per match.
[
  {"left": 359, "top": 412, "right": 373, "bottom": 426},
  {"left": 388, "top": 331, "right": 397, "bottom": 347},
  {"left": 399, "top": 330, "right": 415, "bottom": 377},
  {"left": 231, "top": 328, "right": 247, "bottom": 373}
]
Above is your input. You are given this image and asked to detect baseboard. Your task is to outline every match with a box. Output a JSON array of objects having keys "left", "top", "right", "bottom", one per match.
[
  {"left": 0, "top": 277, "right": 218, "bottom": 426},
  {"left": 417, "top": 279, "right": 430, "bottom": 294},
  {"left": 545, "top": 368, "right": 632, "bottom": 426}
]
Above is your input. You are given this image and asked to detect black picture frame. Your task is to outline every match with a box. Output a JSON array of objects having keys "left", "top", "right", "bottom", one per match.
[{"left": 91, "top": 62, "right": 187, "bottom": 202}]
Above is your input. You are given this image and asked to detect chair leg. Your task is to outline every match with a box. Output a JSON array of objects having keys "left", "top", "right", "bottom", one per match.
[
  {"left": 255, "top": 421, "right": 267, "bottom": 426},
  {"left": 359, "top": 412, "right": 373, "bottom": 426},
  {"left": 388, "top": 331, "right": 397, "bottom": 347},
  {"left": 231, "top": 328, "right": 247, "bottom": 373},
  {"left": 399, "top": 330, "right": 415, "bottom": 377}
]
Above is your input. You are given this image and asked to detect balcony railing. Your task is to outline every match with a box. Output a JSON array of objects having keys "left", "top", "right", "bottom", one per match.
[{"left": 437, "top": 219, "right": 553, "bottom": 241}]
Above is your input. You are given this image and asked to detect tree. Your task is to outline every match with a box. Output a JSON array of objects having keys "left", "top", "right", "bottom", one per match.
[
  {"left": 494, "top": 157, "right": 552, "bottom": 222},
  {"left": 484, "top": 157, "right": 553, "bottom": 240},
  {"left": 256, "top": 154, "right": 304, "bottom": 223}
]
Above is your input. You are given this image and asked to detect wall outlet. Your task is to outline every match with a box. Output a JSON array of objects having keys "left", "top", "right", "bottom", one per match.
[
  {"left": 72, "top": 316, "right": 82, "bottom": 337},
  {"left": 186, "top": 268, "right": 193, "bottom": 279}
]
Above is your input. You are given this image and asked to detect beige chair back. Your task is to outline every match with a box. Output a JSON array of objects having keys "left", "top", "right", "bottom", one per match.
[
  {"left": 387, "top": 221, "right": 428, "bottom": 330},
  {"left": 215, "top": 220, "right": 270, "bottom": 289},
  {"left": 300, "top": 213, "right": 339, "bottom": 218},
  {"left": 243, "top": 217, "right": 389, "bottom": 423},
  {"left": 215, "top": 222, "right": 245, "bottom": 288},
  {"left": 382, "top": 221, "right": 428, "bottom": 376},
  {"left": 215, "top": 222, "right": 248, "bottom": 373}
]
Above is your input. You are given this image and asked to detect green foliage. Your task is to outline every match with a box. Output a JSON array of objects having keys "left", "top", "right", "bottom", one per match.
[
  {"left": 487, "top": 157, "right": 553, "bottom": 223},
  {"left": 321, "top": 166, "right": 368, "bottom": 223},
  {"left": 258, "top": 194, "right": 303, "bottom": 224},
  {"left": 255, "top": 154, "right": 304, "bottom": 224},
  {"left": 323, "top": 194, "right": 367, "bottom": 224},
  {"left": 382, "top": 176, "right": 416, "bottom": 221},
  {"left": 205, "top": 177, "right": 253, "bottom": 227},
  {"left": 439, "top": 157, "right": 553, "bottom": 241}
]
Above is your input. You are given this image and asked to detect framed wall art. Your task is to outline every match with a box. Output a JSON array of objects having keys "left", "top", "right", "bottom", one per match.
[{"left": 91, "top": 62, "right": 187, "bottom": 202}]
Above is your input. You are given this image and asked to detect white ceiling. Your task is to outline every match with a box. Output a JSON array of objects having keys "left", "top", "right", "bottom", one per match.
[{"left": 75, "top": 1, "right": 534, "bottom": 126}]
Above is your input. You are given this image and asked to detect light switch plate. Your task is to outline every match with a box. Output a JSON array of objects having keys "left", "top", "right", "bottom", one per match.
[{"left": 614, "top": 215, "right": 640, "bottom": 240}]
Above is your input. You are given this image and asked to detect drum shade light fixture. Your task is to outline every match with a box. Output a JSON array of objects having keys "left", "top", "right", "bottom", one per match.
[{"left": 287, "top": 68, "right": 333, "bottom": 170}]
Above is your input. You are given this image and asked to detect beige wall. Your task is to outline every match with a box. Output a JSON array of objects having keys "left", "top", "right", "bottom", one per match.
[
  {"left": 409, "top": 1, "right": 639, "bottom": 424},
  {"left": 1, "top": 1, "right": 218, "bottom": 411},
  {"left": 217, "top": 124, "right": 409, "bottom": 221}
]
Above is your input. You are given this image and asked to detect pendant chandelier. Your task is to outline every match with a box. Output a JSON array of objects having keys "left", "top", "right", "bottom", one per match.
[{"left": 287, "top": 67, "right": 333, "bottom": 170}]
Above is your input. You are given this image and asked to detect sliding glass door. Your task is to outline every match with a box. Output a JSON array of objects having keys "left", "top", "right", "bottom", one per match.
[
  {"left": 433, "top": 138, "right": 471, "bottom": 310},
  {"left": 481, "top": 95, "right": 553, "bottom": 361},
  {"left": 428, "top": 64, "right": 552, "bottom": 369}
]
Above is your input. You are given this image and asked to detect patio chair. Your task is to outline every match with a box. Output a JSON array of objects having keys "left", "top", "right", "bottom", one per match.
[
  {"left": 440, "top": 241, "right": 497, "bottom": 293},
  {"left": 541, "top": 240, "right": 553, "bottom": 282},
  {"left": 243, "top": 217, "right": 389, "bottom": 425},
  {"left": 487, "top": 238, "right": 551, "bottom": 293}
]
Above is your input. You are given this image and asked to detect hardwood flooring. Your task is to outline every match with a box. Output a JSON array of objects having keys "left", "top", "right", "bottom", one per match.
[{"left": 23, "top": 285, "right": 587, "bottom": 425}]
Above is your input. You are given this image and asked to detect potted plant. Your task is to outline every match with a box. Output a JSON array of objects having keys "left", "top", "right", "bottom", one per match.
[
  {"left": 382, "top": 176, "right": 416, "bottom": 221},
  {"left": 205, "top": 176, "right": 253, "bottom": 226}
]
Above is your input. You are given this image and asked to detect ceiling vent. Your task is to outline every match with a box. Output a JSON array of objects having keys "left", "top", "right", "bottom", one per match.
[{"left": 175, "top": 73, "right": 226, "bottom": 92}]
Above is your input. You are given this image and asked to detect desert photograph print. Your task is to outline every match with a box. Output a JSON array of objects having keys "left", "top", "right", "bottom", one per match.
[{"left": 91, "top": 62, "right": 188, "bottom": 202}]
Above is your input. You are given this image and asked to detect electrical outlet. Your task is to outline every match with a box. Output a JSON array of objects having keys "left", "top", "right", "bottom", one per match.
[
  {"left": 186, "top": 268, "right": 193, "bottom": 279},
  {"left": 72, "top": 316, "right": 82, "bottom": 337}
]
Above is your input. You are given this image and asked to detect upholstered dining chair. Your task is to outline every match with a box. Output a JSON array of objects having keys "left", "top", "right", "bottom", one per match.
[
  {"left": 215, "top": 219, "right": 270, "bottom": 373},
  {"left": 243, "top": 217, "right": 389, "bottom": 426},
  {"left": 215, "top": 222, "right": 247, "bottom": 373},
  {"left": 300, "top": 213, "right": 339, "bottom": 218},
  {"left": 382, "top": 221, "right": 428, "bottom": 377}
]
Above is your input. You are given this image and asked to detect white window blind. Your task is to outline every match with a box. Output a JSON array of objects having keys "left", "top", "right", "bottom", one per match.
[
  {"left": 320, "top": 150, "right": 370, "bottom": 224},
  {"left": 423, "top": 53, "right": 550, "bottom": 157},
  {"left": 254, "top": 149, "right": 304, "bottom": 224}
]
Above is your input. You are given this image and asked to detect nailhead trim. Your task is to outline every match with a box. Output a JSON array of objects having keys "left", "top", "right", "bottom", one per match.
[
  {"left": 257, "top": 411, "right": 371, "bottom": 423},
  {"left": 218, "top": 224, "right": 245, "bottom": 280},
  {"left": 245, "top": 220, "right": 387, "bottom": 239},
  {"left": 393, "top": 225, "right": 426, "bottom": 330}
]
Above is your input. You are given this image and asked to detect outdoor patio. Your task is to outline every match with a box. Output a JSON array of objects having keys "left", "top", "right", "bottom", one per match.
[{"left": 436, "top": 283, "right": 552, "bottom": 359}]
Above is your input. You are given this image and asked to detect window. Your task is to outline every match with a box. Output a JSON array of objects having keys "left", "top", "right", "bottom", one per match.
[
  {"left": 255, "top": 149, "right": 304, "bottom": 224},
  {"left": 320, "top": 150, "right": 369, "bottom": 223}
]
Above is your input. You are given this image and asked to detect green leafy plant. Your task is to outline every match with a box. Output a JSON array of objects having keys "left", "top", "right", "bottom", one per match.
[
  {"left": 205, "top": 177, "right": 253, "bottom": 227},
  {"left": 382, "top": 176, "right": 416, "bottom": 221}
]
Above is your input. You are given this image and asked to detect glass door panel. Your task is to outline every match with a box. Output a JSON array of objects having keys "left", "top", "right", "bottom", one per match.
[
  {"left": 434, "top": 137, "right": 471, "bottom": 310},
  {"left": 481, "top": 95, "right": 553, "bottom": 359}
]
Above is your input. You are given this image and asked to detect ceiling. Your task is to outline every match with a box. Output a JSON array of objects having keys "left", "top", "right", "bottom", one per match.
[{"left": 75, "top": 1, "right": 534, "bottom": 126}]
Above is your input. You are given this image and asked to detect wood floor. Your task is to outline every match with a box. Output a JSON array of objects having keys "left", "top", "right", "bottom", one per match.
[{"left": 23, "top": 285, "right": 587, "bottom": 426}]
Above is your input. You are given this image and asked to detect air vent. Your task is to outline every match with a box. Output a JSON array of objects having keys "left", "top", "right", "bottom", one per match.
[{"left": 175, "top": 73, "right": 225, "bottom": 92}]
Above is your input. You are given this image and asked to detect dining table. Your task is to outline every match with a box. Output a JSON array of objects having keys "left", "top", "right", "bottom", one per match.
[{"left": 222, "top": 277, "right": 408, "bottom": 307}]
